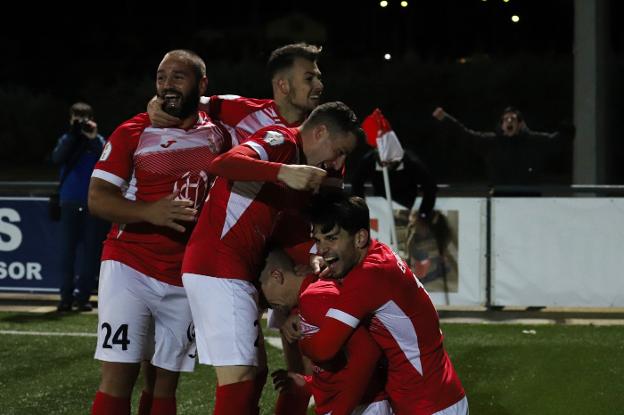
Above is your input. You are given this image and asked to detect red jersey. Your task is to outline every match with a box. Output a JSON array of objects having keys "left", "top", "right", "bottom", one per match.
[
  {"left": 203, "top": 95, "right": 299, "bottom": 145},
  {"left": 300, "top": 240, "right": 465, "bottom": 414},
  {"left": 182, "top": 125, "right": 307, "bottom": 281},
  {"left": 92, "top": 112, "right": 230, "bottom": 286},
  {"left": 204, "top": 94, "right": 344, "bottom": 187},
  {"left": 299, "top": 279, "right": 388, "bottom": 415}
]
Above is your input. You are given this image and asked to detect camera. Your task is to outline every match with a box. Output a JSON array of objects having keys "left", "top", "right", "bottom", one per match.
[{"left": 72, "top": 119, "right": 95, "bottom": 135}]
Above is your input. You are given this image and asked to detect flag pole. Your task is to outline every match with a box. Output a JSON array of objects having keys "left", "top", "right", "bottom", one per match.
[{"left": 381, "top": 164, "right": 399, "bottom": 251}]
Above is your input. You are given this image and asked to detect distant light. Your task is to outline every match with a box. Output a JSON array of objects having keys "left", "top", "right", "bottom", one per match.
[
  {"left": 384, "top": 53, "right": 392, "bottom": 60},
  {"left": 400, "top": 1, "right": 408, "bottom": 7},
  {"left": 458, "top": 57, "right": 467, "bottom": 64},
  {"left": 380, "top": 0, "right": 388, "bottom": 7},
  {"left": 503, "top": 0, "right": 510, "bottom": 3},
  {"left": 511, "top": 15, "right": 520, "bottom": 23},
  {"left": 481, "top": 0, "right": 487, "bottom": 2}
]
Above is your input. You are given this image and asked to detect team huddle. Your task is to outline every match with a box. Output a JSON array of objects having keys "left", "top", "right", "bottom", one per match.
[{"left": 88, "top": 45, "right": 468, "bottom": 415}]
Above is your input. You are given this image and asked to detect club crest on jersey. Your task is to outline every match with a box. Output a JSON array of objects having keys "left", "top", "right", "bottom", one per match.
[
  {"left": 263, "top": 131, "right": 285, "bottom": 146},
  {"left": 99, "top": 142, "right": 112, "bottom": 161}
]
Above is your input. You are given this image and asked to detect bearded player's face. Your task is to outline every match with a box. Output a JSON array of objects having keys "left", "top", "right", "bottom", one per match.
[{"left": 156, "top": 55, "right": 201, "bottom": 119}]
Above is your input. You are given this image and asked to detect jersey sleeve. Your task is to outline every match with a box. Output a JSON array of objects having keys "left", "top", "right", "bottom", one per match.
[
  {"left": 299, "top": 267, "right": 381, "bottom": 362},
  {"left": 205, "top": 95, "right": 267, "bottom": 127},
  {"left": 91, "top": 114, "right": 147, "bottom": 187}
]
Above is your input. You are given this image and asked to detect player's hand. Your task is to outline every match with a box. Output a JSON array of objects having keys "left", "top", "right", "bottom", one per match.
[
  {"left": 271, "top": 369, "right": 306, "bottom": 393},
  {"left": 143, "top": 193, "right": 197, "bottom": 232},
  {"left": 277, "top": 165, "right": 327, "bottom": 191},
  {"left": 432, "top": 107, "right": 446, "bottom": 121},
  {"left": 147, "top": 95, "right": 181, "bottom": 127},
  {"left": 280, "top": 314, "right": 301, "bottom": 343},
  {"left": 309, "top": 255, "right": 325, "bottom": 275}
]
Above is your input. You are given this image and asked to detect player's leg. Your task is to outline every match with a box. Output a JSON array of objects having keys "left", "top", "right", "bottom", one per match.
[
  {"left": 148, "top": 279, "right": 197, "bottom": 414},
  {"left": 92, "top": 261, "right": 157, "bottom": 414},
  {"left": 137, "top": 361, "right": 156, "bottom": 415},
  {"left": 183, "top": 274, "right": 261, "bottom": 415}
]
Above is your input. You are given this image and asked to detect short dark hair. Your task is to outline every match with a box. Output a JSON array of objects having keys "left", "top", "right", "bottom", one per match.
[
  {"left": 267, "top": 42, "right": 322, "bottom": 80},
  {"left": 302, "top": 101, "right": 363, "bottom": 138},
  {"left": 308, "top": 191, "right": 370, "bottom": 236},
  {"left": 69, "top": 102, "right": 93, "bottom": 119},
  {"left": 163, "top": 49, "right": 206, "bottom": 81},
  {"left": 501, "top": 106, "right": 523, "bottom": 123}
]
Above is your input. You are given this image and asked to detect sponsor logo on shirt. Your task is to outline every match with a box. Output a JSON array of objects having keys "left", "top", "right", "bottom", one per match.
[
  {"left": 160, "top": 139, "right": 177, "bottom": 148},
  {"left": 263, "top": 131, "right": 285, "bottom": 146}
]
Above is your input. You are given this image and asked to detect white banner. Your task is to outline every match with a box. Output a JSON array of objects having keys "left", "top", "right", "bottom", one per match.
[
  {"left": 492, "top": 198, "right": 624, "bottom": 307},
  {"left": 366, "top": 196, "right": 486, "bottom": 306}
]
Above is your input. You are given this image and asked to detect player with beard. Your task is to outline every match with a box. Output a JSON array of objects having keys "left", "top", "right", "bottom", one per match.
[
  {"left": 148, "top": 42, "right": 335, "bottom": 414},
  {"left": 88, "top": 49, "right": 231, "bottom": 415}
]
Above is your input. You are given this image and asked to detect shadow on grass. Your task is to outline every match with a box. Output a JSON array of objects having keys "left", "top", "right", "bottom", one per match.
[{"left": 0, "top": 311, "right": 74, "bottom": 324}]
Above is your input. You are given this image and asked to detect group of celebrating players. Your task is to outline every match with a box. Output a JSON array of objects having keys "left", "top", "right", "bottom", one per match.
[{"left": 88, "top": 44, "right": 468, "bottom": 415}]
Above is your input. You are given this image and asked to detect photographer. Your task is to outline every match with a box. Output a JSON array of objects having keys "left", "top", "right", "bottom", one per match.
[{"left": 51, "top": 102, "right": 108, "bottom": 312}]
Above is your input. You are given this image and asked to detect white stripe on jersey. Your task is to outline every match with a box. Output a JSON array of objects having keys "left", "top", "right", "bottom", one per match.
[
  {"left": 125, "top": 172, "right": 138, "bottom": 201},
  {"left": 326, "top": 308, "right": 360, "bottom": 328},
  {"left": 237, "top": 108, "right": 281, "bottom": 137},
  {"left": 375, "top": 300, "right": 423, "bottom": 375},
  {"left": 92, "top": 169, "right": 126, "bottom": 188},
  {"left": 245, "top": 141, "right": 269, "bottom": 161},
  {"left": 221, "top": 181, "right": 264, "bottom": 238}
]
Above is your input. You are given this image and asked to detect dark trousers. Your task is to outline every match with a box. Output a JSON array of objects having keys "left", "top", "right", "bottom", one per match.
[{"left": 58, "top": 201, "right": 109, "bottom": 305}]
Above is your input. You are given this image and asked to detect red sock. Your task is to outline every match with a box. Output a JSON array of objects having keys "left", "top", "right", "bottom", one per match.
[
  {"left": 274, "top": 384, "right": 311, "bottom": 415},
  {"left": 150, "top": 396, "right": 176, "bottom": 415},
  {"left": 91, "top": 390, "right": 130, "bottom": 415},
  {"left": 138, "top": 390, "right": 153, "bottom": 415},
  {"left": 213, "top": 380, "right": 256, "bottom": 415},
  {"left": 253, "top": 367, "right": 268, "bottom": 414}
]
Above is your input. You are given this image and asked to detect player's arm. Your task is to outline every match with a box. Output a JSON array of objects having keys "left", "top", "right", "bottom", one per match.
[
  {"left": 330, "top": 326, "right": 382, "bottom": 415},
  {"left": 299, "top": 315, "right": 356, "bottom": 362},
  {"left": 209, "top": 145, "right": 326, "bottom": 191},
  {"left": 88, "top": 177, "right": 196, "bottom": 232}
]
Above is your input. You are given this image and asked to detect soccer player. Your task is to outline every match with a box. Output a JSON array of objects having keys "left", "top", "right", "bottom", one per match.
[
  {"left": 149, "top": 42, "right": 324, "bottom": 147},
  {"left": 260, "top": 249, "right": 392, "bottom": 415},
  {"left": 88, "top": 50, "right": 231, "bottom": 415},
  {"left": 180, "top": 101, "right": 363, "bottom": 415},
  {"left": 300, "top": 193, "right": 468, "bottom": 415}
]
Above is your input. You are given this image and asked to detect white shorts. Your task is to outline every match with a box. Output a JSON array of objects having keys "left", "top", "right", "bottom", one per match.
[
  {"left": 433, "top": 396, "right": 469, "bottom": 415},
  {"left": 182, "top": 274, "right": 260, "bottom": 366},
  {"left": 94, "top": 260, "right": 197, "bottom": 372}
]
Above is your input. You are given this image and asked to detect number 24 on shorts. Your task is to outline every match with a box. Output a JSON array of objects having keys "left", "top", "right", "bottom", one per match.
[{"left": 101, "top": 322, "right": 130, "bottom": 351}]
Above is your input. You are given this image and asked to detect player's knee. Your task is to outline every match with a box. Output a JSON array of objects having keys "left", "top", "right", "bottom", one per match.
[
  {"left": 215, "top": 365, "right": 257, "bottom": 385},
  {"left": 99, "top": 361, "right": 141, "bottom": 397}
]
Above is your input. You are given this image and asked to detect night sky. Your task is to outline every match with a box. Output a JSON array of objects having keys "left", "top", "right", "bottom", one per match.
[
  {"left": 2, "top": 0, "right": 622, "bottom": 182},
  {"left": 2, "top": 0, "right": 581, "bottom": 98}
]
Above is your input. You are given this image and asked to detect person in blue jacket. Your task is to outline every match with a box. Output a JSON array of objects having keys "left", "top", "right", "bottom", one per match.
[{"left": 51, "top": 102, "right": 108, "bottom": 312}]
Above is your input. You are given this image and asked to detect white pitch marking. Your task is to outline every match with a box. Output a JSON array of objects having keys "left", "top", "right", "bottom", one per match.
[{"left": 0, "top": 330, "right": 96, "bottom": 337}]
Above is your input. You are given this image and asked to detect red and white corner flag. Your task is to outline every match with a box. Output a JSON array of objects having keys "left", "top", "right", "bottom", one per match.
[
  {"left": 361, "top": 108, "right": 403, "bottom": 251},
  {"left": 362, "top": 108, "right": 405, "bottom": 163}
]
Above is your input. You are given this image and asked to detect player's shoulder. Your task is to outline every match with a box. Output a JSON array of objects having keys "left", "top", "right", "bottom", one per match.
[
  {"left": 212, "top": 94, "right": 273, "bottom": 109},
  {"left": 251, "top": 125, "right": 297, "bottom": 146},
  {"left": 110, "top": 113, "right": 151, "bottom": 139}
]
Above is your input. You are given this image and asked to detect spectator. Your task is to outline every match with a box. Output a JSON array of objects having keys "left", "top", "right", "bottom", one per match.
[
  {"left": 433, "top": 106, "right": 570, "bottom": 187},
  {"left": 51, "top": 102, "right": 108, "bottom": 312}
]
